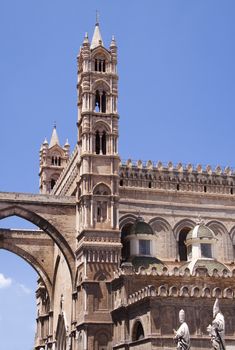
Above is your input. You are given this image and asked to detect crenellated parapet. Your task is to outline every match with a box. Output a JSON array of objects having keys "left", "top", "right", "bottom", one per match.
[
  {"left": 119, "top": 159, "right": 235, "bottom": 194},
  {"left": 112, "top": 266, "right": 235, "bottom": 311},
  {"left": 116, "top": 263, "right": 235, "bottom": 278}
]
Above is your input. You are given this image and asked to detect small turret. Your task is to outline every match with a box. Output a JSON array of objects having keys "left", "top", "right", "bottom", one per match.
[{"left": 39, "top": 125, "right": 70, "bottom": 194}]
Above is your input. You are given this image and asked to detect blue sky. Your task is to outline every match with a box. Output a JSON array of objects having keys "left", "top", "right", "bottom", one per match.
[{"left": 1, "top": 0, "right": 235, "bottom": 349}]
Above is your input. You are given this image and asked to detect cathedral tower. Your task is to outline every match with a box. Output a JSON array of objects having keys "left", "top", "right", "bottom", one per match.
[
  {"left": 76, "top": 20, "right": 119, "bottom": 236},
  {"left": 75, "top": 21, "right": 121, "bottom": 349}
]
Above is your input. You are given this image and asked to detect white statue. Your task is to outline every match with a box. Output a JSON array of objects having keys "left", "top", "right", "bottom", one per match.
[
  {"left": 173, "top": 309, "right": 190, "bottom": 350},
  {"left": 207, "top": 299, "right": 226, "bottom": 350}
]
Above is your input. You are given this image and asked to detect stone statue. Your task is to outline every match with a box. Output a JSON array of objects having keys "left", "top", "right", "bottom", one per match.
[
  {"left": 173, "top": 309, "right": 190, "bottom": 350},
  {"left": 207, "top": 299, "right": 226, "bottom": 350}
]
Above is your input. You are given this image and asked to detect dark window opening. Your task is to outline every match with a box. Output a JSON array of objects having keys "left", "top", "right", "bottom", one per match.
[
  {"left": 95, "top": 59, "right": 106, "bottom": 72},
  {"left": 121, "top": 223, "right": 133, "bottom": 261},
  {"left": 133, "top": 321, "right": 145, "bottom": 341},
  {"left": 178, "top": 228, "right": 190, "bottom": 261},
  {"left": 102, "top": 131, "right": 106, "bottom": 155},
  {"left": 51, "top": 156, "right": 54, "bottom": 165},
  {"left": 58, "top": 157, "right": 61, "bottom": 166},
  {"left": 177, "top": 184, "right": 180, "bottom": 191},
  {"left": 97, "top": 205, "right": 101, "bottom": 222},
  {"left": 101, "top": 91, "right": 106, "bottom": 113},
  {"left": 231, "top": 188, "right": 233, "bottom": 195},
  {"left": 148, "top": 182, "right": 152, "bottom": 188},
  {"left": 51, "top": 179, "right": 56, "bottom": 190},
  {"left": 120, "top": 179, "right": 123, "bottom": 186},
  {"left": 204, "top": 186, "right": 207, "bottom": 193},
  {"left": 95, "top": 131, "right": 100, "bottom": 154}
]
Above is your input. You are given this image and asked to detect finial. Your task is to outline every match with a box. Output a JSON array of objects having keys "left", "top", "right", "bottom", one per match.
[
  {"left": 96, "top": 10, "right": 100, "bottom": 25},
  {"left": 53, "top": 121, "right": 56, "bottom": 129}
]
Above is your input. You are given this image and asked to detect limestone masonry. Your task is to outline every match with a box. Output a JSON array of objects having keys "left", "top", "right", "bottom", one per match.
[{"left": 0, "top": 21, "right": 235, "bottom": 350}]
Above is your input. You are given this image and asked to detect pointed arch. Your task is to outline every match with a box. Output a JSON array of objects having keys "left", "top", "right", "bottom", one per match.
[
  {"left": 0, "top": 205, "right": 75, "bottom": 284},
  {"left": 119, "top": 214, "right": 137, "bottom": 230},
  {"left": 148, "top": 217, "right": 172, "bottom": 232},
  {"left": 132, "top": 320, "right": 145, "bottom": 341},
  {"left": 0, "top": 243, "right": 52, "bottom": 300},
  {"left": 92, "top": 79, "right": 110, "bottom": 94},
  {"left": 173, "top": 219, "right": 196, "bottom": 241},
  {"left": 207, "top": 221, "right": 233, "bottom": 262},
  {"left": 174, "top": 219, "right": 195, "bottom": 262}
]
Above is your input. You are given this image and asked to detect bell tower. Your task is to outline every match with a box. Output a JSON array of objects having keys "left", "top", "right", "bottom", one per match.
[
  {"left": 74, "top": 21, "right": 121, "bottom": 349},
  {"left": 76, "top": 20, "right": 119, "bottom": 234}
]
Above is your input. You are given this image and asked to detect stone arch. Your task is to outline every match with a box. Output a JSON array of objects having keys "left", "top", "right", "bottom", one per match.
[
  {"left": 119, "top": 214, "right": 139, "bottom": 262},
  {"left": 94, "top": 329, "right": 111, "bottom": 350},
  {"left": 93, "top": 120, "right": 111, "bottom": 133},
  {"left": 93, "top": 121, "right": 110, "bottom": 155},
  {"left": 207, "top": 221, "right": 233, "bottom": 262},
  {"left": 119, "top": 214, "right": 137, "bottom": 230},
  {"left": 149, "top": 217, "right": 175, "bottom": 260},
  {"left": 93, "top": 183, "right": 111, "bottom": 195},
  {"left": 91, "top": 46, "right": 111, "bottom": 60},
  {"left": 93, "top": 183, "right": 111, "bottom": 224},
  {"left": 0, "top": 205, "right": 75, "bottom": 284},
  {"left": 173, "top": 219, "right": 196, "bottom": 241},
  {"left": 92, "top": 79, "right": 110, "bottom": 93},
  {"left": 0, "top": 243, "right": 52, "bottom": 300},
  {"left": 174, "top": 219, "right": 195, "bottom": 262},
  {"left": 94, "top": 270, "right": 111, "bottom": 281}
]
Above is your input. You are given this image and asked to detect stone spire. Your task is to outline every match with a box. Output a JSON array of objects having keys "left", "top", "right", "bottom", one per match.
[
  {"left": 90, "top": 18, "right": 103, "bottom": 50},
  {"left": 49, "top": 124, "right": 60, "bottom": 148}
]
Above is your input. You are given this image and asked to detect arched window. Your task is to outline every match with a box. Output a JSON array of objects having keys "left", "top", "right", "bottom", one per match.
[
  {"left": 94, "top": 90, "right": 107, "bottom": 113},
  {"left": 121, "top": 223, "right": 133, "bottom": 261},
  {"left": 95, "top": 58, "right": 106, "bottom": 72},
  {"left": 132, "top": 321, "right": 144, "bottom": 341},
  {"left": 94, "top": 184, "right": 110, "bottom": 224},
  {"left": 95, "top": 90, "right": 101, "bottom": 112},
  {"left": 178, "top": 228, "right": 190, "bottom": 261},
  {"left": 95, "top": 129, "right": 107, "bottom": 155}
]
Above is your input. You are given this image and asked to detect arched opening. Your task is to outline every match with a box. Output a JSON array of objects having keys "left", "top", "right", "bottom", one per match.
[
  {"left": 121, "top": 223, "right": 133, "bottom": 261},
  {"left": 94, "top": 90, "right": 107, "bottom": 113},
  {"left": 0, "top": 210, "right": 74, "bottom": 350},
  {"left": 132, "top": 320, "right": 145, "bottom": 341},
  {"left": 178, "top": 228, "right": 190, "bottom": 261},
  {"left": 0, "top": 217, "right": 42, "bottom": 350}
]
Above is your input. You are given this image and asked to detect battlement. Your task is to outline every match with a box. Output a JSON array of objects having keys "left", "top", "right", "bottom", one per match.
[{"left": 119, "top": 159, "right": 235, "bottom": 195}]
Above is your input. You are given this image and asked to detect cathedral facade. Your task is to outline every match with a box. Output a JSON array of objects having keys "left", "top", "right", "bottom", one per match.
[{"left": 1, "top": 22, "right": 235, "bottom": 350}]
